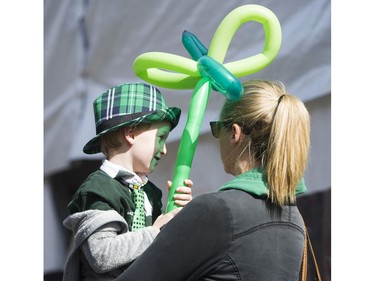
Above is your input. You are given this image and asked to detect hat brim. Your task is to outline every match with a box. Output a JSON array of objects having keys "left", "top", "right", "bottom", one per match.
[{"left": 83, "top": 107, "right": 181, "bottom": 154}]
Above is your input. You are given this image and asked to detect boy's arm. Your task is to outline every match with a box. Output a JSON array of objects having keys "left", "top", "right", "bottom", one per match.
[
  {"left": 80, "top": 208, "right": 180, "bottom": 273},
  {"left": 81, "top": 223, "right": 159, "bottom": 273}
]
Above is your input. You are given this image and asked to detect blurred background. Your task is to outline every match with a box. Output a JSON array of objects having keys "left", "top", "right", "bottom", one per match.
[{"left": 44, "top": 0, "right": 331, "bottom": 280}]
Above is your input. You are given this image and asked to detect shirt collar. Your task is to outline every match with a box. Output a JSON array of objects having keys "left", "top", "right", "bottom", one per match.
[{"left": 100, "top": 159, "right": 148, "bottom": 189}]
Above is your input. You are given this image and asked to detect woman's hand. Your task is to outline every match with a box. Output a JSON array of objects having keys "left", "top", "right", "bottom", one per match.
[
  {"left": 167, "top": 179, "right": 193, "bottom": 207},
  {"left": 152, "top": 207, "right": 181, "bottom": 230}
]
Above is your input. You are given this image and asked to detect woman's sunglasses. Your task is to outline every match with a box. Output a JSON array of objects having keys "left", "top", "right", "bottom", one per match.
[{"left": 209, "top": 121, "right": 232, "bottom": 138}]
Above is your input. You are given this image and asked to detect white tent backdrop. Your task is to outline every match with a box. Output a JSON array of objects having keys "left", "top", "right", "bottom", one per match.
[{"left": 44, "top": 0, "right": 331, "bottom": 274}]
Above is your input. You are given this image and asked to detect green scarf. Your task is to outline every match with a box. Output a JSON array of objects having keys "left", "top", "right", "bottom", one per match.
[{"left": 219, "top": 167, "right": 307, "bottom": 196}]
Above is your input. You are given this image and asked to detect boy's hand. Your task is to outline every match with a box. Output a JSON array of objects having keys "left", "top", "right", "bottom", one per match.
[
  {"left": 152, "top": 179, "right": 193, "bottom": 231},
  {"left": 167, "top": 179, "right": 193, "bottom": 207}
]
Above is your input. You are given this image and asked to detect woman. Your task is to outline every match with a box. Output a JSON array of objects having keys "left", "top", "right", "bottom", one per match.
[{"left": 115, "top": 79, "right": 311, "bottom": 281}]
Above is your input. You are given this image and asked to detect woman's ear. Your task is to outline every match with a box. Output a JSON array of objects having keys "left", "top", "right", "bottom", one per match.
[{"left": 232, "top": 123, "right": 244, "bottom": 144}]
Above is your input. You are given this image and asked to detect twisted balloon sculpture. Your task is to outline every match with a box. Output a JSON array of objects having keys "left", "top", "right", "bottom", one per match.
[{"left": 133, "top": 4, "right": 282, "bottom": 211}]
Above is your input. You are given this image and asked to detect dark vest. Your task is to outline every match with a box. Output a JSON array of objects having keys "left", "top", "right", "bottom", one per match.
[{"left": 67, "top": 170, "right": 163, "bottom": 227}]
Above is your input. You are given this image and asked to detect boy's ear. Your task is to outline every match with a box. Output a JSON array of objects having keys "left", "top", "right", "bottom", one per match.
[{"left": 123, "top": 127, "right": 136, "bottom": 145}]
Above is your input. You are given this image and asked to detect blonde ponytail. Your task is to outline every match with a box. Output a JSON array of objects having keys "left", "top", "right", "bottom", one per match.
[{"left": 266, "top": 94, "right": 310, "bottom": 205}]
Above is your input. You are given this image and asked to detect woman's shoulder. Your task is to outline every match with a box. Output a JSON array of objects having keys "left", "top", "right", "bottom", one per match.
[{"left": 184, "top": 191, "right": 233, "bottom": 218}]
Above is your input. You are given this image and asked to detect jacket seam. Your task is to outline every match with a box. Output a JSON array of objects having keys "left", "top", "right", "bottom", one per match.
[
  {"left": 218, "top": 193, "right": 235, "bottom": 252},
  {"left": 233, "top": 221, "right": 304, "bottom": 239},
  {"left": 226, "top": 254, "right": 242, "bottom": 281}
]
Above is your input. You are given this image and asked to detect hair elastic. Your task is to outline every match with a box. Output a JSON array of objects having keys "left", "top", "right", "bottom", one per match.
[{"left": 278, "top": 94, "right": 286, "bottom": 104}]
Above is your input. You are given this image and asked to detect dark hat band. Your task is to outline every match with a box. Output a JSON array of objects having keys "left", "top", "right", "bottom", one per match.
[{"left": 96, "top": 111, "right": 157, "bottom": 135}]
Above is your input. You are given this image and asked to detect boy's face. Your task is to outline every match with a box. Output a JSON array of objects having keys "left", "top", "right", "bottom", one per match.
[{"left": 132, "top": 121, "right": 172, "bottom": 174}]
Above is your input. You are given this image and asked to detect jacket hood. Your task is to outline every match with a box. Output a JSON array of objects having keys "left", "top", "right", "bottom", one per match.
[{"left": 63, "top": 209, "right": 127, "bottom": 247}]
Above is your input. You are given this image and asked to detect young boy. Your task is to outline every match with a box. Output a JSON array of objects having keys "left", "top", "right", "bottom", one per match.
[{"left": 62, "top": 82, "right": 192, "bottom": 281}]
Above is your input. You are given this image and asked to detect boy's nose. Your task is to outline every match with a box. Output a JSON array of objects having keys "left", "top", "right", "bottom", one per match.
[{"left": 161, "top": 144, "right": 167, "bottom": 155}]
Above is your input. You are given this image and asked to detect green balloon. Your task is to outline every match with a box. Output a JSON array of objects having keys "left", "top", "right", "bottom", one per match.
[
  {"left": 182, "top": 30, "right": 208, "bottom": 61},
  {"left": 131, "top": 4, "right": 282, "bottom": 211},
  {"left": 166, "top": 77, "right": 211, "bottom": 211},
  {"left": 197, "top": 56, "right": 243, "bottom": 101}
]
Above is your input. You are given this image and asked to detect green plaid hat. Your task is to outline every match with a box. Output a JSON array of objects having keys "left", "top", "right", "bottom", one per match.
[{"left": 83, "top": 82, "right": 181, "bottom": 154}]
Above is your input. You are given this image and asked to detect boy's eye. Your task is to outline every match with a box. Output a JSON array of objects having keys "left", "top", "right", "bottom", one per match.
[
  {"left": 159, "top": 134, "right": 168, "bottom": 142},
  {"left": 156, "top": 134, "right": 165, "bottom": 141}
]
